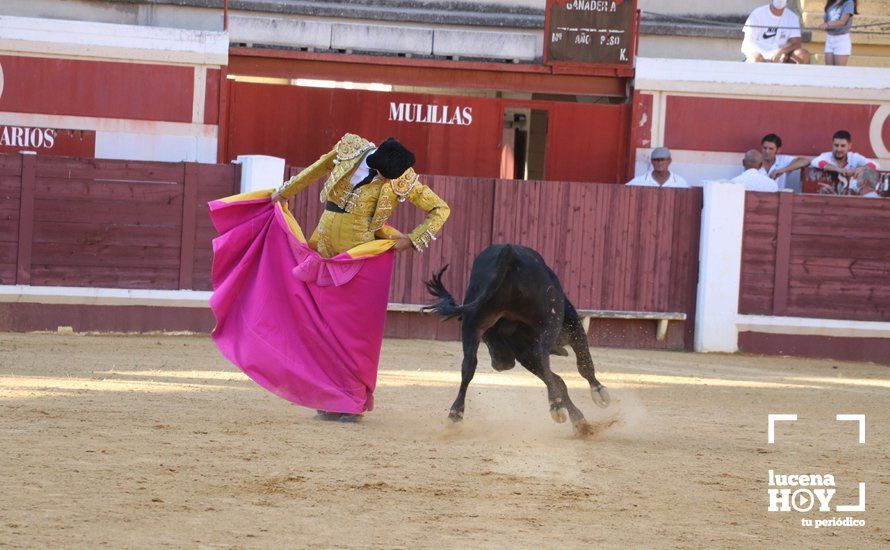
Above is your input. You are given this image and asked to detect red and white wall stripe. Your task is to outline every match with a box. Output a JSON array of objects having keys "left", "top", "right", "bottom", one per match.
[
  {"left": 0, "top": 16, "right": 227, "bottom": 162},
  {"left": 632, "top": 58, "right": 890, "bottom": 187}
]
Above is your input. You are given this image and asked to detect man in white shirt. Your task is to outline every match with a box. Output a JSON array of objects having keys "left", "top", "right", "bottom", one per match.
[
  {"left": 742, "top": 1, "right": 810, "bottom": 64},
  {"left": 759, "top": 133, "right": 810, "bottom": 190},
  {"left": 732, "top": 150, "right": 779, "bottom": 192},
  {"left": 626, "top": 147, "right": 690, "bottom": 188},
  {"left": 810, "top": 130, "right": 880, "bottom": 178}
]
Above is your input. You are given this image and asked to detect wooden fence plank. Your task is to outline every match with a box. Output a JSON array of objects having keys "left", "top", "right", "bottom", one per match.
[
  {"left": 771, "top": 192, "right": 794, "bottom": 316},
  {"left": 30, "top": 265, "right": 179, "bottom": 289},
  {"left": 179, "top": 163, "right": 199, "bottom": 289},
  {"left": 16, "top": 154, "right": 36, "bottom": 284},
  {"left": 681, "top": 188, "right": 703, "bottom": 350}
]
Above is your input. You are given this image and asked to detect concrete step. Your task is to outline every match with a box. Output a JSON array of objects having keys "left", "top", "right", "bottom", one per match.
[{"left": 810, "top": 52, "right": 890, "bottom": 65}]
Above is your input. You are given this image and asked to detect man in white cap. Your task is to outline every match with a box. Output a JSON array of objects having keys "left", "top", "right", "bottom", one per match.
[{"left": 626, "top": 147, "right": 690, "bottom": 188}]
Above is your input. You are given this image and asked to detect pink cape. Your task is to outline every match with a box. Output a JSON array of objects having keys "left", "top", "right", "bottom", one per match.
[{"left": 208, "top": 194, "right": 395, "bottom": 414}]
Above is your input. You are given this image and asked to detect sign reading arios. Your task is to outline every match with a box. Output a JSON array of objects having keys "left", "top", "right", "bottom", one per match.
[
  {"left": 0, "top": 125, "right": 96, "bottom": 157},
  {"left": 545, "top": 0, "right": 637, "bottom": 67}
]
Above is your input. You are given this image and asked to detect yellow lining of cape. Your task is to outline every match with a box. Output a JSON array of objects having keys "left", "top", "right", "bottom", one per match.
[
  {"left": 218, "top": 189, "right": 274, "bottom": 203},
  {"left": 277, "top": 197, "right": 396, "bottom": 259},
  {"left": 219, "top": 190, "right": 396, "bottom": 258}
]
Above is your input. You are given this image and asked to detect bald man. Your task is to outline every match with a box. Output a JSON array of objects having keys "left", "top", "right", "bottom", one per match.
[{"left": 731, "top": 150, "right": 779, "bottom": 192}]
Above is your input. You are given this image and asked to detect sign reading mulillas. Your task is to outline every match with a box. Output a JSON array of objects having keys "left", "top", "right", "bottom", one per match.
[
  {"left": 545, "top": 0, "right": 637, "bottom": 67},
  {"left": 388, "top": 103, "right": 474, "bottom": 126}
]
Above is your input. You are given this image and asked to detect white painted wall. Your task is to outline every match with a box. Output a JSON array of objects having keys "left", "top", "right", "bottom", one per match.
[
  {"left": 635, "top": 57, "right": 890, "bottom": 101},
  {"left": 95, "top": 131, "right": 217, "bottom": 163},
  {"left": 237, "top": 155, "right": 286, "bottom": 194},
  {"left": 695, "top": 181, "right": 747, "bottom": 352}
]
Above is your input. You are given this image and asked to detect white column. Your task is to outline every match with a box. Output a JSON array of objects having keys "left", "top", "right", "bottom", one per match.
[
  {"left": 236, "top": 155, "right": 285, "bottom": 194},
  {"left": 694, "top": 181, "right": 746, "bottom": 352},
  {"left": 192, "top": 66, "right": 207, "bottom": 124}
]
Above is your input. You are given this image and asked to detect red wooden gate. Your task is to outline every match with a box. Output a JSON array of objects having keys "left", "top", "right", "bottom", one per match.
[{"left": 226, "top": 81, "right": 630, "bottom": 184}]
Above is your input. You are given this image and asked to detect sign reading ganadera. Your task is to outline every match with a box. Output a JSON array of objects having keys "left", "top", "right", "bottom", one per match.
[{"left": 544, "top": 0, "right": 638, "bottom": 68}]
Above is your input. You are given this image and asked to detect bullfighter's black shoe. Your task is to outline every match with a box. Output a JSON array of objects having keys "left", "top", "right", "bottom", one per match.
[{"left": 314, "top": 410, "right": 343, "bottom": 421}]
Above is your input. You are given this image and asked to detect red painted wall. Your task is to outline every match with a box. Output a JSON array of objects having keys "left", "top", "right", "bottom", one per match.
[
  {"left": 227, "top": 82, "right": 630, "bottom": 183},
  {"left": 227, "top": 82, "right": 504, "bottom": 178},
  {"left": 545, "top": 102, "right": 629, "bottom": 183},
  {"left": 0, "top": 55, "right": 194, "bottom": 123},
  {"left": 664, "top": 95, "right": 890, "bottom": 158}
]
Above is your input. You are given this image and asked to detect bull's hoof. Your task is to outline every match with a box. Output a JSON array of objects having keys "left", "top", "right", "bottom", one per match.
[
  {"left": 591, "top": 385, "right": 611, "bottom": 408},
  {"left": 448, "top": 409, "right": 464, "bottom": 422},
  {"left": 550, "top": 407, "right": 568, "bottom": 424}
]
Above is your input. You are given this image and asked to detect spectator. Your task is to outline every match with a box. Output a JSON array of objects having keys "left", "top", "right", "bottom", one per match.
[
  {"left": 742, "top": 1, "right": 810, "bottom": 64},
  {"left": 820, "top": 0, "right": 857, "bottom": 66},
  {"left": 731, "top": 150, "right": 779, "bottom": 192},
  {"left": 856, "top": 168, "right": 881, "bottom": 198},
  {"left": 759, "top": 133, "right": 810, "bottom": 189},
  {"left": 626, "top": 147, "right": 689, "bottom": 188},
  {"left": 810, "top": 130, "right": 880, "bottom": 178}
]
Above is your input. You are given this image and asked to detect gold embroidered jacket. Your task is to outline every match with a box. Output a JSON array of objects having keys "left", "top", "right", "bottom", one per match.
[{"left": 277, "top": 134, "right": 450, "bottom": 251}]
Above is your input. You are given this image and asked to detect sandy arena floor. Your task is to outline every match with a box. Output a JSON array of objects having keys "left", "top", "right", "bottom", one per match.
[{"left": 0, "top": 333, "right": 888, "bottom": 549}]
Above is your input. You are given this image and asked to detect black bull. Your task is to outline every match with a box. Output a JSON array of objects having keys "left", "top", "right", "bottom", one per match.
[{"left": 424, "top": 244, "right": 610, "bottom": 435}]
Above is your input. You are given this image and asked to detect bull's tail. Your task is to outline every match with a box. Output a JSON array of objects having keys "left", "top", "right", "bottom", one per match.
[
  {"left": 423, "top": 265, "right": 463, "bottom": 320},
  {"left": 424, "top": 245, "right": 517, "bottom": 322}
]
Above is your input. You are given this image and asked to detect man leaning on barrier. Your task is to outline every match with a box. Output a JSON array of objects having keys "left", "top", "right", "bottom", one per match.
[
  {"left": 810, "top": 130, "right": 880, "bottom": 180},
  {"left": 625, "top": 147, "right": 690, "bottom": 189}
]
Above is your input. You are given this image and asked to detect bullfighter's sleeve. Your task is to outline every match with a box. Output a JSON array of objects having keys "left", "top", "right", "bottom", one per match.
[
  {"left": 374, "top": 224, "right": 403, "bottom": 240},
  {"left": 405, "top": 181, "right": 450, "bottom": 252},
  {"left": 276, "top": 148, "right": 337, "bottom": 200}
]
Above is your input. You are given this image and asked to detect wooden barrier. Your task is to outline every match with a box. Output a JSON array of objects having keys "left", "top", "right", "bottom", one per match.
[
  {"left": 1, "top": 153, "right": 240, "bottom": 290},
  {"left": 1, "top": 153, "right": 702, "bottom": 349},
  {"left": 740, "top": 192, "right": 890, "bottom": 322},
  {"left": 287, "top": 167, "right": 703, "bottom": 348}
]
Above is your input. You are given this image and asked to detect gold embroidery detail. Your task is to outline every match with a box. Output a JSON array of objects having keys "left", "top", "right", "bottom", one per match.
[
  {"left": 320, "top": 134, "right": 376, "bottom": 205},
  {"left": 335, "top": 133, "right": 375, "bottom": 163},
  {"left": 390, "top": 169, "right": 419, "bottom": 199}
]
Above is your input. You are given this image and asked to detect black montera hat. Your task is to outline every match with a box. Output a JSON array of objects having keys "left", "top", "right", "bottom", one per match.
[{"left": 366, "top": 137, "right": 416, "bottom": 179}]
